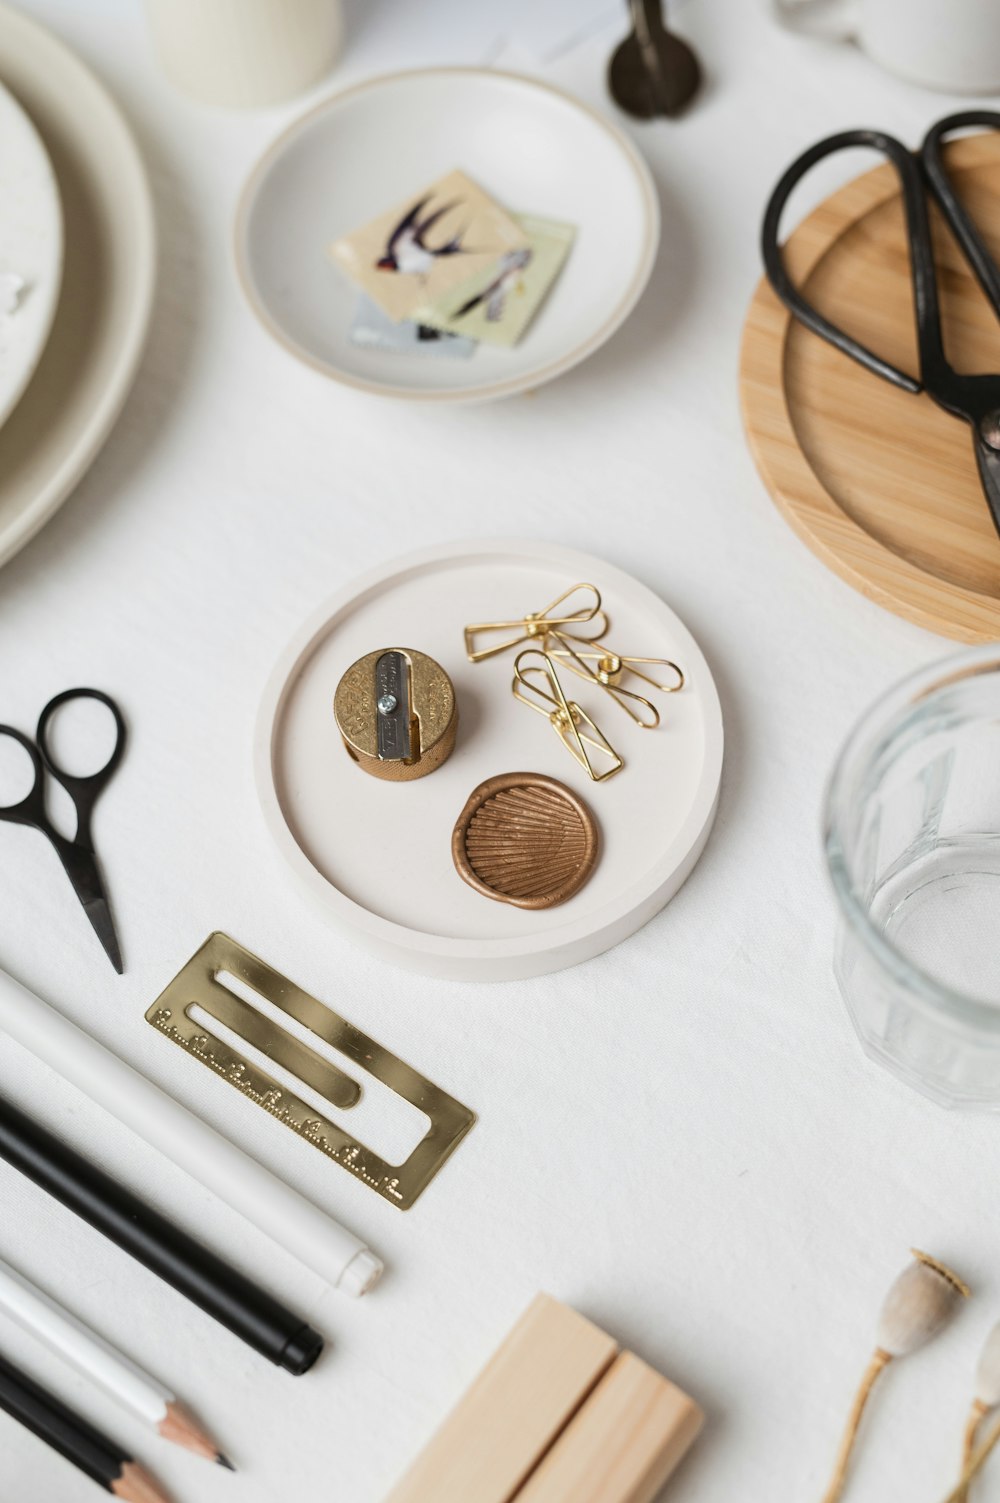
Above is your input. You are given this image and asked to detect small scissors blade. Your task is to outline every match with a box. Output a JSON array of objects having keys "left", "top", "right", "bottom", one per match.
[
  {"left": 973, "top": 423, "right": 1000, "bottom": 540},
  {"left": 58, "top": 841, "right": 123, "bottom": 974},
  {"left": 82, "top": 894, "right": 123, "bottom": 975}
]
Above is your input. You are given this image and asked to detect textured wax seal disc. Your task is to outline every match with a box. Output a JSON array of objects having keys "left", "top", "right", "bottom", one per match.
[{"left": 452, "top": 773, "right": 599, "bottom": 909}]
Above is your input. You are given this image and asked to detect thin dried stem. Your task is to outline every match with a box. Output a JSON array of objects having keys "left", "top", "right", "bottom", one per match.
[
  {"left": 821, "top": 1347, "right": 893, "bottom": 1503},
  {"left": 944, "top": 1410, "right": 1000, "bottom": 1503},
  {"left": 953, "top": 1400, "right": 988, "bottom": 1503}
]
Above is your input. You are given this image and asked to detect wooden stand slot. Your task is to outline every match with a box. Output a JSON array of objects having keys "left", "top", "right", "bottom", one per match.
[
  {"left": 383, "top": 1296, "right": 703, "bottom": 1503},
  {"left": 514, "top": 1352, "right": 704, "bottom": 1503},
  {"left": 384, "top": 1295, "right": 618, "bottom": 1503}
]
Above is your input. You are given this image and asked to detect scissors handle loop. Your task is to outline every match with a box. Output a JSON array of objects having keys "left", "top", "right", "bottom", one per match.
[
  {"left": 35, "top": 689, "right": 126, "bottom": 844},
  {"left": 0, "top": 726, "right": 48, "bottom": 825},
  {"left": 762, "top": 127, "right": 936, "bottom": 396},
  {"left": 921, "top": 112, "right": 1000, "bottom": 317}
]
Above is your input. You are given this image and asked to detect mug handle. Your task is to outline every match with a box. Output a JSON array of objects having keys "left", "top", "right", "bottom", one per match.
[{"left": 769, "top": 0, "right": 859, "bottom": 39}]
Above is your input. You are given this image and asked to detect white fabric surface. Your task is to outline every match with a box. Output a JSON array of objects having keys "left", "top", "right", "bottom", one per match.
[{"left": 0, "top": 2, "right": 997, "bottom": 1500}]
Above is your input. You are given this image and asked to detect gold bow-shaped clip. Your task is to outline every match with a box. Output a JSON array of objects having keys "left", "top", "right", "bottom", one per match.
[
  {"left": 464, "top": 584, "right": 609, "bottom": 665},
  {"left": 546, "top": 637, "right": 685, "bottom": 729},
  {"left": 512, "top": 649, "right": 624, "bottom": 783}
]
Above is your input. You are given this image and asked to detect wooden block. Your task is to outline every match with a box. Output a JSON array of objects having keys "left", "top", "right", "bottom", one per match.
[
  {"left": 384, "top": 1295, "right": 619, "bottom": 1503},
  {"left": 513, "top": 1351, "right": 704, "bottom": 1503}
]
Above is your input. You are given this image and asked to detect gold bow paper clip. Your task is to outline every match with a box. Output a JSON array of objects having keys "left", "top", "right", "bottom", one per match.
[
  {"left": 464, "top": 583, "right": 608, "bottom": 664},
  {"left": 547, "top": 638, "right": 685, "bottom": 729},
  {"left": 512, "top": 649, "right": 623, "bottom": 783}
]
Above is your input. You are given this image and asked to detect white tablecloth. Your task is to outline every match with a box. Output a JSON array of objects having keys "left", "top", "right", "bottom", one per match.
[{"left": 2, "top": 3, "right": 997, "bottom": 1500}]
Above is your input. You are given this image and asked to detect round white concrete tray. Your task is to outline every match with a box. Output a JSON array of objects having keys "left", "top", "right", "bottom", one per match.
[{"left": 255, "top": 540, "right": 723, "bottom": 981}]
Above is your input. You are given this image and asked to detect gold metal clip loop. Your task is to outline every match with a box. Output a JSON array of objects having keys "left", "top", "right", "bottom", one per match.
[
  {"left": 547, "top": 637, "right": 685, "bottom": 729},
  {"left": 464, "top": 583, "right": 608, "bottom": 664},
  {"left": 512, "top": 649, "right": 623, "bottom": 783}
]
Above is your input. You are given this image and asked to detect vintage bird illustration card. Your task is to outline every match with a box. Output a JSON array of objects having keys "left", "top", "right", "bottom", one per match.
[
  {"left": 330, "top": 169, "right": 529, "bottom": 323},
  {"left": 414, "top": 214, "right": 576, "bottom": 346},
  {"left": 349, "top": 295, "right": 476, "bottom": 358}
]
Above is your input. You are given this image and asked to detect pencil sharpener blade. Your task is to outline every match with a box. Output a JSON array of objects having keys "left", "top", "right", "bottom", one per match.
[{"left": 334, "top": 646, "right": 457, "bottom": 782}]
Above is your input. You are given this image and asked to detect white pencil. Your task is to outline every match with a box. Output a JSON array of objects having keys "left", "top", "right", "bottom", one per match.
[{"left": 0, "top": 1257, "right": 233, "bottom": 1468}]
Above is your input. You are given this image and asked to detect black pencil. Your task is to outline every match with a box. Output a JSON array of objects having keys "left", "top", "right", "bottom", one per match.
[
  {"left": 0, "top": 1093, "right": 323, "bottom": 1376},
  {"left": 0, "top": 1348, "right": 170, "bottom": 1503}
]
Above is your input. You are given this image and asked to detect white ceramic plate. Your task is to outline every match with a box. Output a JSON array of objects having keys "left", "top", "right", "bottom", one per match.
[
  {"left": 0, "top": 78, "right": 62, "bottom": 431},
  {"left": 235, "top": 68, "right": 659, "bottom": 403},
  {"left": 0, "top": 3, "right": 156, "bottom": 570},
  {"left": 255, "top": 541, "right": 723, "bottom": 981}
]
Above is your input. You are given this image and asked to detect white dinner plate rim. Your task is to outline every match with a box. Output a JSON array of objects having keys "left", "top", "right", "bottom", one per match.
[
  {"left": 233, "top": 66, "right": 660, "bottom": 404},
  {"left": 0, "top": 1, "right": 156, "bottom": 570},
  {"left": 0, "top": 76, "right": 64, "bottom": 432}
]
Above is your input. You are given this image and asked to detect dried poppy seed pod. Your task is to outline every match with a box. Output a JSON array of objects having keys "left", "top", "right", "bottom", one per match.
[
  {"left": 948, "top": 1321, "right": 1000, "bottom": 1503},
  {"left": 876, "top": 1250, "right": 970, "bottom": 1357},
  {"left": 974, "top": 1322, "right": 1000, "bottom": 1409},
  {"left": 821, "top": 1251, "right": 969, "bottom": 1503}
]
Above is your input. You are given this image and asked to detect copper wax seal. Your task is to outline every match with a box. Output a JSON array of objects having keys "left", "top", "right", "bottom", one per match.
[{"left": 452, "top": 773, "right": 598, "bottom": 909}]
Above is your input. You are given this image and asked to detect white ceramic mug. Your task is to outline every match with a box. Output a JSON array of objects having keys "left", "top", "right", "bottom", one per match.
[
  {"left": 770, "top": 0, "right": 1000, "bottom": 93},
  {"left": 146, "top": 0, "right": 343, "bottom": 109}
]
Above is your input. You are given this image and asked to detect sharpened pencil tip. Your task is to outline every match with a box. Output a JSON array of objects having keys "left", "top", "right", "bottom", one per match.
[{"left": 159, "top": 1400, "right": 229, "bottom": 1468}]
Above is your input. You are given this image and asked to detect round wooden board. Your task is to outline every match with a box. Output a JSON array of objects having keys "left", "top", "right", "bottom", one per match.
[{"left": 740, "top": 132, "right": 1000, "bottom": 642}]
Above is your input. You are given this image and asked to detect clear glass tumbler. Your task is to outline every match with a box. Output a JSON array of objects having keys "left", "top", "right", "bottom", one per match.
[{"left": 825, "top": 644, "right": 1000, "bottom": 1108}]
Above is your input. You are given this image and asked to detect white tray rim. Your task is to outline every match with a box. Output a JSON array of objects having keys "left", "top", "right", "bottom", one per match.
[{"left": 254, "top": 539, "right": 724, "bottom": 981}]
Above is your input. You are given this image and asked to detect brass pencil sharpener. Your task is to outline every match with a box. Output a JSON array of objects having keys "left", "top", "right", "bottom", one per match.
[{"left": 334, "top": 647, "right": 457, "bottom": 782}]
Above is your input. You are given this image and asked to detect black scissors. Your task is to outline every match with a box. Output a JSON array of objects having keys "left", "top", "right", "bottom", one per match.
[
  {"left": 762, "top": 110, "right": 1000, "bottom": 540},
  {"left": 0, "top": 689, "right": 126, "bottom": 973}
]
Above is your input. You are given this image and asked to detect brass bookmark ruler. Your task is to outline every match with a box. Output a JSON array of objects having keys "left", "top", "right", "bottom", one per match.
[{"left": 145, "top": 933, "right": 475, "bottom": 1210}]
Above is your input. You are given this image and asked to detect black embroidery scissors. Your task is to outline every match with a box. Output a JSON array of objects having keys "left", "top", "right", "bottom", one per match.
[
  {"left": 0, "top": 689, "right": 126, "bottom": 973},
  {"left": 762, "top": 111, "right": 1000, "bottom": 539}
]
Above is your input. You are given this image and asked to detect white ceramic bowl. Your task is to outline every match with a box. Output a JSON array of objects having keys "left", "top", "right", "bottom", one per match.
[
  {"left": 0, "top": 76, "right": 63, "bottom": 431},
  {"left": 235, "top": 68, "right": 659, "bottom": 403}
]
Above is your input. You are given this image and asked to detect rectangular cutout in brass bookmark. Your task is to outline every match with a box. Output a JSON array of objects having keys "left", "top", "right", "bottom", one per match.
[{"left": 145, "top": 933, "right": 475, "bottom": 1210}]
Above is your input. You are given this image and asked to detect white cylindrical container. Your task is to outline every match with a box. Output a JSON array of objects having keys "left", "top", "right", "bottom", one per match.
[
  {"left": 0, "top": 966, "right": 382, "bottom": 1295},
  {"left": 768, "top": 0, "right": 1000, "bottom": 93},
  {"left": 145, "top": 0, "right": 343, "bottom": 109}
]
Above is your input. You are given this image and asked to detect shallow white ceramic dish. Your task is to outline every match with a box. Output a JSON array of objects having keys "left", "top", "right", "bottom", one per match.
[
  {"left": 235, "top": 68, "right": 659, "bottom": 403},
  {"left": 256, "top": 541, "right": 723, "bottom": 981},
  {"left": 0, "top": 3, "right": 156, "bottom": 570},
  {"left": 0, "top": 78, "right": 63, "bottom": 431}
]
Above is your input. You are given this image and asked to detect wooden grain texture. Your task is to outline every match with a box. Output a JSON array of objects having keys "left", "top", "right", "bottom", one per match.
[
  {"left": 740, "top": 132, "right": 1000, "bottom": 641},
  {"left": 383, "top": 1295, "right": 618, "bottom": 1503},
  {"left": 514, "top": 1352, "right": 704, "bottom": 1503}
]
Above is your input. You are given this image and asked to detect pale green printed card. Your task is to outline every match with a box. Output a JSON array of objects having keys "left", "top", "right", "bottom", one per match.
[{"left": 413, "top": 214, "right": 576, "bottom": 347}]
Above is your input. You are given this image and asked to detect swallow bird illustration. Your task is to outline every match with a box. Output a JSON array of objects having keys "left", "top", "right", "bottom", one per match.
[
  {"left": 454, "top": 249, "right": 533, "bottom": 322},
  {"left": 376, "top": 197, "right": 468, "bottom": 275}
]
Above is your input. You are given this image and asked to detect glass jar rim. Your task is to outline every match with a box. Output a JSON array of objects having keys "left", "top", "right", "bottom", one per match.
[{"left": 823, "top": 641, "right": 1000, "bottom": 1034}]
